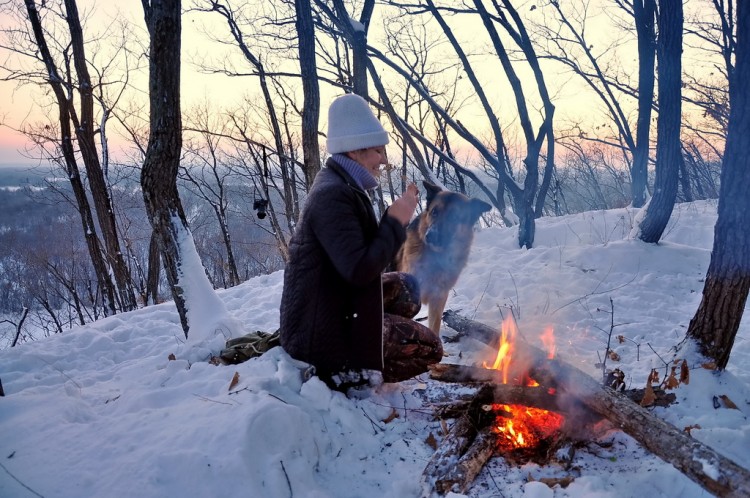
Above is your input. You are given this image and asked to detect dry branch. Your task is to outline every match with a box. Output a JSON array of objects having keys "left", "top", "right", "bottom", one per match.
[{"left": 442, "top": 310, "right": 750, "bottom": 497}]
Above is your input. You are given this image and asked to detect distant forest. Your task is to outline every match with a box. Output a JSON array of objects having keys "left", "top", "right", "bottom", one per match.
[{"left": 0, "top": 164, "right": 284, "bottom": 346}]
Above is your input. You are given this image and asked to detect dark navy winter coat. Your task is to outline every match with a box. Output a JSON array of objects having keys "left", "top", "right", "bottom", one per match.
[{"left": 279, "top": 158, "right": 406, "bottom": 374}]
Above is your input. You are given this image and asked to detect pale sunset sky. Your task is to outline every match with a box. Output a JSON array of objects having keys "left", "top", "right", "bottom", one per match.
[{"left": 0, "top": 1, "right": 718, "bottom": 168}]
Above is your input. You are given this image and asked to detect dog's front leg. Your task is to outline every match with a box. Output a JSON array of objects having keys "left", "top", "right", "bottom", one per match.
[{"left": 426, "top": 293, "right": 448, "bottom": 336}]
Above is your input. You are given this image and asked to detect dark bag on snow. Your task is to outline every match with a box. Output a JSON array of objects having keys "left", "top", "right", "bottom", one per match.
[{"left": 217, "top": 330, "right": 280, "bottom": 365}]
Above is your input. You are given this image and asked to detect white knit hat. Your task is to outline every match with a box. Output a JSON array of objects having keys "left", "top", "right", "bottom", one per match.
[{"left": 326, "top": 94, "right": 389, "bottom": 154}]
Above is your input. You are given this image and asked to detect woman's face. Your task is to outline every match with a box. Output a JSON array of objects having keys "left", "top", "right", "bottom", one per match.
[{"left": 348, "top": 146, "right": 388, "bottom": 177}]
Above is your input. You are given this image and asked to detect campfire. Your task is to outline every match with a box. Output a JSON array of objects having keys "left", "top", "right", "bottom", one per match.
[
  {"left": 483, "top": 316, "right": 566, "bottom": 460},
  {"left": 422, "top": 311, "right": 750, "bottom": 497},
  {"left": 423, "top": 315, "right": 577, "bottom": 495}
]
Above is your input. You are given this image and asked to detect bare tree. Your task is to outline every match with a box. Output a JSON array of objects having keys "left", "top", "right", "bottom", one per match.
[
  {"left": 140, "top": 0, "right": 237, "bottom": 340},
  {"left": 632, "top": 0, "right": 657, "bottom": 207},
  {"left": 637, "top": 0, "right": 683, "bottom": 243},
  {"left": 195, "top": 0, "right": 301, "bottom": 225},
  {"left": 16, "top": 0, "right": 118, "bottom": 316},
  {"left": 181, "top": 106, "right": 241, "bottom": 287},
  {"left": 684, "top": 0, "right": 750, "bottom": 370},
  {"left": 373, "top": 0, "right": 556, "bottom": 248},
  {"left": 295, "top": 0, "right": 322, "bottom": 188},
  {"left": 536, "top": 1, "right": 655, "bottom": 209},
  {"left": 20, "top": 0, "right": 137, "bottom": 312},
  {"left": 2, "top": 307, "right": 29, "bottom": 348}
]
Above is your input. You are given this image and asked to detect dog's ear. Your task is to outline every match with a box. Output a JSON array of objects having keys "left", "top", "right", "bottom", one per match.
[
  {"left": 470, "top": 199, "right": 492, "bottom": 222},
  {"left": 422, "top": 181, "right": 443, "bottom": 206}
]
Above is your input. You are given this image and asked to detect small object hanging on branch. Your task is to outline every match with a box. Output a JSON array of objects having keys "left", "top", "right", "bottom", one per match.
[{"left": 253, "top": 198, "right": 268, "bottom": 219}]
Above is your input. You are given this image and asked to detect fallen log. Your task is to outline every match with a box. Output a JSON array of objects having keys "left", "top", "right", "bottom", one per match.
[
  {"left": 435, "top": 425, "right": 496, "bottom": 495},
  {"left": 442, "top": 310, "right": 750, "bottom": 498},
  {"left": 421, "top": 385, "right": 497, "bottom": 496}
]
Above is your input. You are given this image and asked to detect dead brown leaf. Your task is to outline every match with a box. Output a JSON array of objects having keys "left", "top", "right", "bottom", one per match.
[
  {"left": 664, "top": 367, "right": 680, "bottom": 390},
  {"left": 680, "top": 359, "right": 690, "bottom": 385},
  {"left": 382, "top": 408, "right": 400, "bottom": 423},
  {"left": 228, "top": 371, "right": 240, "bottom": 391},
  {"left": 617, "top": 335, "right": 626, "bottom": 344},
  {"left": 538, "top": 476, "right": 575, "bottom": 489},
  {"left": 608, "top": 350, "right": 621, "bottom": 361},
  {"left": 684, "top": 424, "right": 702, "bottom": 436},
  {"left": 425, "top": 432, "right": 438, "bottom": 450},
  {"left": 702, "top": 362, "right": 717, "bottom": 370},
  {"left": 168, "top": 353, "right": 176, "bottom": 361},
  {"left": 641, "top": 381, "right": 656, "bottom": 407},
  {"left": 648, "top": 368, "right": 660, "bottom": 385},
  {"left": 719, "top": 395, "right": 739, "bottom": 410}
]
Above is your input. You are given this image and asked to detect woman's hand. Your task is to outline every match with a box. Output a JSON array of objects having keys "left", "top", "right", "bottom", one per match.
[{"left": 387, "top": 183, "right": 419, "bottom": 226}]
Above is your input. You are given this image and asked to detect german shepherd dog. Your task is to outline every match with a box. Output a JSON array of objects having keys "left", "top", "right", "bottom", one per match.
[{"left": 395, "top": 181, "right": 492, "bottom": 335}]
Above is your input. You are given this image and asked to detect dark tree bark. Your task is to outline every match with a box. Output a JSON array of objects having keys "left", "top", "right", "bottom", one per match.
[
  {"left": 686, "top": 0, "right": 750, "bottom": 370},
  {"left": 332, "top": 0, "right": 374, "bottom": 98},
  {"left": 140, "top": 0, "right": 191, "bottom": 336},
  {"left": 147, "top": 231, "right": 161, "bottom": 305},
  {"left": 632, "top": 0, "right": 657, "bottom": 208},
  {"left": 9, "top": 307, "right": 30, "bottom": 348},
  {"left": 23, "top": 0, "right": 117, "bottom": 316},
  {"left": 638, "top": 0, "right": 682, "bottom": 243},
  {"left": 295, "top": 0, "right": 321, "bottom": 189}
]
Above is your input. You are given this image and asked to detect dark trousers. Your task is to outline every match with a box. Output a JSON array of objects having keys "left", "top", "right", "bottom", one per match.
[{"left": 381, "top": 272, "right": 443, "bottom": 382}]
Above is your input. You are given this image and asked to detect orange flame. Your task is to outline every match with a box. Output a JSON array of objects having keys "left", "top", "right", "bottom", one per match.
[
  {"left": 482, "top": 315, "right": 517, "bottom": 384},
  {"left": 540, "top": 326, "right": 556, "bottom": 359}
]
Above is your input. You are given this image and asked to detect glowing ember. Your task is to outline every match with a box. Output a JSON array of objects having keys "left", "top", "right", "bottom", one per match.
[
  {"left": 484, "top": 316, "right": 564, "bottom": 452},
  {"left": 491, "top": 404, "right": 565, "bottom": 451}
]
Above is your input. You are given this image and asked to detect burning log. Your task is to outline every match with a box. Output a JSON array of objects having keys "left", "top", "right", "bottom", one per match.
[
  {"left": 442, "top": 310, "right": 750, "bottom": 498},
  {"left": 429, "top": 363, "right": 573, "bottom": 414}
]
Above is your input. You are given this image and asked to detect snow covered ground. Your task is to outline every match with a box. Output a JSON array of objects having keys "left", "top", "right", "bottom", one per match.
[{"left": 1, "top": 199, "right": 748, "bottom": 498}]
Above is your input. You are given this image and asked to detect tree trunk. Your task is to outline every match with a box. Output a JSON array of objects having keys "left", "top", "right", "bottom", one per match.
[
  {"left": 632, "top": 0, "right": 656, "bottom": 208},
  {"left": 23, "top": 0, "right": 117, "bottom": 317},
  {"left": 515, "top": 194, "right": 536, "bottom": 249},
  {"left": 332, "top": 0, "right": 374, "bottom": 98},
  {"left": 146, "top": 230, "right": 161, "bottom": 305},
  {"left": 686, "top": 0, "right": 750, "bottom": 370},
  {"left": 63, "top": 0, "right": 137, "bottom": 312},
  {"left": 638, "top": 0, "right": 682, "bottom": 243},
  {"left": 10, "top": 307, "right": 29, "bottom": 348},
  {"left": 141, "top": 0, "right": 191, "bottom": 336},
  {"left": 295, "top": 0, "right": 321, "bottom": 189},
  {"left": 216, "top": 205, "right": 241, "bottom": 287}
]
